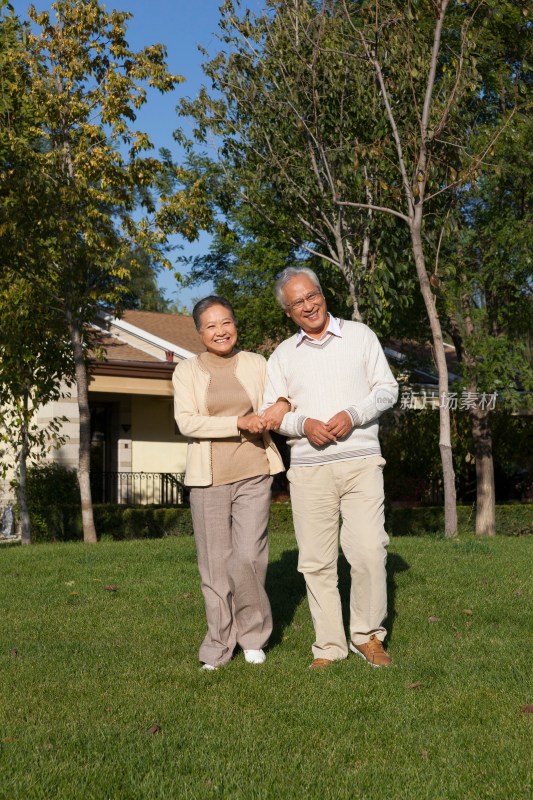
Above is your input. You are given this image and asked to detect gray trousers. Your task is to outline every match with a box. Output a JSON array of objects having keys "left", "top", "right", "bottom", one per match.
[{"left": 190, "top": 474, "right": 273, "bottom": 667}]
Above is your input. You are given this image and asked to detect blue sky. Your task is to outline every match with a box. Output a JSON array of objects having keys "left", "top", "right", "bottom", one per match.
[{"left": 11, "top": 0, "right": 266, "bottom": 311}]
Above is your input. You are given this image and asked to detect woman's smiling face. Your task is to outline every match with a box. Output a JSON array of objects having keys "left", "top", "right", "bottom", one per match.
[{"left": 198, "top": 303, "right": 238, "bottom": 357}]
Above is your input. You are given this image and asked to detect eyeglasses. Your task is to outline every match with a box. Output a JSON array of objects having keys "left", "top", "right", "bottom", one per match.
[{"left": 287, "top": 290, "right": 323, "bottom": 312}]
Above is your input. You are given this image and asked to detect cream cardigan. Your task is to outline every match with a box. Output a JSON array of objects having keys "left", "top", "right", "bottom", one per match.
[{"left": 173, "top": 351, "right": 285, "bottom": 487}]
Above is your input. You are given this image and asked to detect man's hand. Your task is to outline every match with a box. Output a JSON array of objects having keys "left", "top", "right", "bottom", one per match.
[
  {"left": 261, "top": 399, "right": 290, "bottom": 431},
  {"left": 238, "top": 415, "right": 267, "bottom": 434},
  {"left": 303, "top": 418, "right": 337, "bottom": 446},
  {"left": 326, "top": 411, "right": 353, "bottom": 439}
]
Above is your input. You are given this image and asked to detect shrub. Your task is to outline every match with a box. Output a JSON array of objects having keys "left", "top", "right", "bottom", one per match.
[
  {"left": 93, "top": 505, "right": 125, "bottom": 540},
  {"left": 25, "top": 464, "right": 80, "bottom": 542},
  {"left": 122, "top": 507, "right": 165, "bottom": 539},
  {"left": 387, "top": 503, "right": 532, "bottom": 537},
  {"left": 93, "top": 505, "right": 193, "bottom": 541},
  {"left": 152, "top": 507, "right": 193, "bottom": 537}
]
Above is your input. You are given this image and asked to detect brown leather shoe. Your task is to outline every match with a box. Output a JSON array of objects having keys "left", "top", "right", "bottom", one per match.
[
  {"left": 350, "top": 635, "right": 392, "bottom": 667},
  {"left": 309, "top": 658, "right": 333, "bottom": 670}
]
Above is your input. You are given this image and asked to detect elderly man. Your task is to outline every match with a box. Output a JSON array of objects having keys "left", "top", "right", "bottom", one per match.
[{"left": 263, "top": 267, "right": 398, "bottom": 669}]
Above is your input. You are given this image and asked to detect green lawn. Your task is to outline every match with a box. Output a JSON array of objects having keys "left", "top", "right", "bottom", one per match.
[{"left": 1, "top": 531, "right": 531, "bottom": 800}]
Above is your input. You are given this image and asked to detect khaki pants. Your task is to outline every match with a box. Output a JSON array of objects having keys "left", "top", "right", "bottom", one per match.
[
  {"left": 288, "top": 456, "right": 389, "bottom": 661},
  {"left": 190, "top": 474, "right": 273, "bottom": 667}
]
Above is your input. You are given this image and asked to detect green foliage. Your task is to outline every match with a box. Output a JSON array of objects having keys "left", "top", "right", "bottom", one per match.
[
  {"left": 180, "top": 0, "right": 530, "bottom": 336},
  {"left": 0, "top": 1, "right": 211, "bottom": 540},
  {"left": 108, "top": 506, "right": 193, "bottom": 541},
  {"left": 381, "top": 408, "right": 533, "bottom": 504},
  {"left": 0, "top": 0, "right": 196, "bottom": 318},
  {"left": 22, "top": 501, "right": 194, "bottom": 543},
  {"left": 181, "top": 202, "right": 354, "bottom": 350},
  {"left": 24, "top": 463, "right": 81, "bottom": 542},
  {"left": 441, "top": 109, "right": 533, "bottom": 409},
  {"left": 16, "top": 494, "right": 531, "bottom": 544},
  {"left": 0, "top": 274, "right": 74, "bottom": 480},
  {"left": 0, "top": 10, "right": 74, "bottom": 493},
  {"left": 178, "top": 1, "right": 418, "bottom": 329},
  {"left": 382, "top": 408, "right": 475, "bottom": 502},
  {"left": 120, "top": 508, "right": 159, "bottom": 540},
  {"left": 388, "top": 504, "right": 532, "bottom": 538},
  {"left": 152, "top": 506, "right": 194, "bottom": 537},
  {"left": 119, "top": 247, "right": 176, "bottom": 313}
]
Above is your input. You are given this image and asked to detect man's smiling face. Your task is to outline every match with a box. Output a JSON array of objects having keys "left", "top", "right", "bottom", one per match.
[{"left": 282, "top": 275, "right": 329, "bottom": 339}]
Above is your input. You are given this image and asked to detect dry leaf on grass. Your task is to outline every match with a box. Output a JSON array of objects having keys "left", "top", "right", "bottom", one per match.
[
  {"left": 428, "top": 616, "right": 440, "bottom": 623},
  {"left": 146, "top": 724, "right": 162, "bottom": 735},
  {"left": 463, "top": 608, "right": 474, "bottom": 615},
  {"left": 407, "top": 681, "right": 423, "bottom": 690},
  {"left": 520, "top": 704, "right": 533, "bottom": 714},
  {"left": 104, "top": 585, "right": 119, "bottom": 592}
]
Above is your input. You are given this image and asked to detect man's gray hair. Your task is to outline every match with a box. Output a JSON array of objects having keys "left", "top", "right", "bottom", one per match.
[{"left": 274, "top": 267, "right": 322, "bottom": 309}]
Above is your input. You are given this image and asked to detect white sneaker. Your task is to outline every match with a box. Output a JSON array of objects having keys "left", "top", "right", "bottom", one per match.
[
  {"left": 243, "top": 649, "right": 266, "bottom": 665},
  {"left": 201, "top": 663, "right": 217, "bottom": 671}
]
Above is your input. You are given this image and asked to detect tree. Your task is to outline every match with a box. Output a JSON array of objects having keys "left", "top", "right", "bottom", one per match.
[
  {"left": 180, "top": 195, "right": 357, "bottom": 351},
  {"left": 179, "top": 4, "right": 416, "bottom": 331},
  {"left": 120, "top": 246, "right": 176, "bottom": 312},
  {"left": 444, "top": 111, "right": 533, "bottom": 534},
  {"left": 1, "top": 1, "right": 207, "bottom": 542},
  {"left": 181, "top": 0, "right": 529, "bottom": 536},
  {"left": 0, "top": 274, "right": 74, "bottom": 545},
  {"left": 0, "top": 4, "right": 73, "bottom": 544}
]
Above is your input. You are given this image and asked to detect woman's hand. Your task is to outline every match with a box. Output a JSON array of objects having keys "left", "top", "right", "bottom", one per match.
[
  {"left": 237, "top": 414, "right": 267, "bottom": 434},
  {"left": 261, "top": 399, "right": 290, "bottom": 431}
]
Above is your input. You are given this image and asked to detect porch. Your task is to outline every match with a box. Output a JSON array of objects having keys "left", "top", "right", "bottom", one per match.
[{"left": 90, "top": 471, "right": 188, "bottom": 506}]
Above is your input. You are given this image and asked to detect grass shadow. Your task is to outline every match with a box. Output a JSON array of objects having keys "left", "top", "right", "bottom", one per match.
[
  {"left": 339, "top": 549, "right": 410, "bottom": 645},
  {"left": 266, "top": 548, "right": 307, "bottom": 648}
]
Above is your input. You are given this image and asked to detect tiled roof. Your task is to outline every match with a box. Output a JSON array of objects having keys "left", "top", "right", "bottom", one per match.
[
  {"left": 94, "top": 332, "right": 161, "bottom": 363},
  {"left": 121, "top": 310, "right": 204, "bottom": 355}
]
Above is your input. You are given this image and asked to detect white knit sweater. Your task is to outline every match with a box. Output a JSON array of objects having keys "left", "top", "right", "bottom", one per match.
[{"left": 263, "top": 319, "right": 398, "bottom": 466}]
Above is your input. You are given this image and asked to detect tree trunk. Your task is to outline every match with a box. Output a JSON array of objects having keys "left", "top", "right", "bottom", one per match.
[
  {"left": 410, "top": 217, "right": 457, "bottom": 537},
  {"left": 470, "top": 407, "right": 496, "bottom": 536},
  {"left": 17, "top": 391, "right": 32, "bottom": 546},
  {"left": 68, "top": 314, "right": 97, "bottom": 543},
  {"left": 336, "top": 234, "right": 363, "bottom": 321}
]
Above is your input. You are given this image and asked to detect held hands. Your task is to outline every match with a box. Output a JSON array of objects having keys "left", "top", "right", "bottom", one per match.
[
  {"left": 260, "top": 399, "right": 291, "bottom": 431},
  {"left": 304, "top": 411, "right": 353, "bottom": 446},
  {"left": 238, "top": 399, "right": 290, "bottom": 435},
  {"left": 237, "top": 414, "right": 267, "bottom": 435}
]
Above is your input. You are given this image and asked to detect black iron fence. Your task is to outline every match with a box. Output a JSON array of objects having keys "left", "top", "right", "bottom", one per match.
[{"left": 90, "top": 471, "right": 188, "bottom": 506}]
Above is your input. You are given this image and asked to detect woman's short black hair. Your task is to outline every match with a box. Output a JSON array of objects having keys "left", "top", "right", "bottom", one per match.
[{"left": 192, "top": 295, "right": 236, "bottom": 331}]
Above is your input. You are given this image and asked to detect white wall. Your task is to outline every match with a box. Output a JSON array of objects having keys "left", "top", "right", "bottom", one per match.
[{"left": 131, "top": 396, "right": 187, "bottom": 474}]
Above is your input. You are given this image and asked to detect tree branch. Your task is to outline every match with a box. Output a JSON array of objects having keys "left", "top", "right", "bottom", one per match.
[{"left": 335, "top": 198, "right": 410, "bottom": 224}]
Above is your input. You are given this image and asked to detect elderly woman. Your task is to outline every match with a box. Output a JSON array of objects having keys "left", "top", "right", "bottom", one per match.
[{"left": 173, "top": 296, "right": 287, "bottom": 671}]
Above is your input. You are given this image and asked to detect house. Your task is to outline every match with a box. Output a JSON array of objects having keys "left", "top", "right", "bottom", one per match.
[{"left": 0, "top": 310, "right": 204, "bottom": 509}]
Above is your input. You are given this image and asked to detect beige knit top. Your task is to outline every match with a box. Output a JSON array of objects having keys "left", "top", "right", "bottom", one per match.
[{"left": 200, "top": 351, "right": 270, "bottom": 486}]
